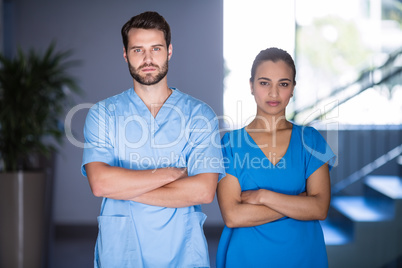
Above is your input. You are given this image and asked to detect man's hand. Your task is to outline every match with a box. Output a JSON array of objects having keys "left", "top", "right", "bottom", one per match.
[{"left": 166, "top": 167, "right": 187, "bottom": 181}]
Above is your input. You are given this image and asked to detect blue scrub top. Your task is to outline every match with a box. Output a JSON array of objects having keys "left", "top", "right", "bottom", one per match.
[
  {"left": 82, "top": 87, "right": 224, "bottom": 268},
  {"left": 216, "top": 125, "right": 336, "bottom": 268}
]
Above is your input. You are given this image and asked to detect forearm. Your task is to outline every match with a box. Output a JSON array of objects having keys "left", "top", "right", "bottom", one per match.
[
  {"left": 242, "top": 165, "right": 331, "bottom": 221},
  {"left": 257, "top": 190, "right": 329, "bottom": 221},
  {"left": 131, "top": 173, "right": 218, "bottom": 208},
  {"left": 85, "top": 162, "right": 185, "bottom": 200},
  {"left": 221, "top": 202, "right": 284, "bottom": 228}
]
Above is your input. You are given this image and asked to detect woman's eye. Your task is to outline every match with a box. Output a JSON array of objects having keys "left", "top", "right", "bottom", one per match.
[
  {"left": 280, "top": 83, "right": 289, "bottom": 87},
  {"left": 260, "top": 82, "right": 268, "bottom": 86}
]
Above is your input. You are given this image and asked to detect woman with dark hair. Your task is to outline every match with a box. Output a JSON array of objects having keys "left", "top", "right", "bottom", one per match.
[{"left": 216, "top": 47, "right": 336, "bottom": 268}]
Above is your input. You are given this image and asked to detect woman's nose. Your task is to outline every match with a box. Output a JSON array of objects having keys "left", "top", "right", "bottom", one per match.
[{"left": 268, "top": 86, "right": 278, "bottom": 97}]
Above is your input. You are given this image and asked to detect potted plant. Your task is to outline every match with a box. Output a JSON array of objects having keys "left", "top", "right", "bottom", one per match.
[{"left": 0, "top": 43, "right": 81, "bottom": 267}]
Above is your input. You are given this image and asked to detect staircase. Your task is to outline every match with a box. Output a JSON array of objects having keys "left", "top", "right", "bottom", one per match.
[{"left": 321, "top": 175, "right": 402, "bottom": 268}]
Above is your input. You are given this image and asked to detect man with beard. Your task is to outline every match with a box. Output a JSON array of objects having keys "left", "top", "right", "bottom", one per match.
[{"left": 81, "top": 11, "right": 224, "bottom": 267}]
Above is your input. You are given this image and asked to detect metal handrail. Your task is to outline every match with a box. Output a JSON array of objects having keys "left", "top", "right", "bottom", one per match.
[
  {"left": 331, "top": 144, "right": 402, "bottom": 195},
  {"left": 290, "top": 47, "right": 402, "bottom": 125}
]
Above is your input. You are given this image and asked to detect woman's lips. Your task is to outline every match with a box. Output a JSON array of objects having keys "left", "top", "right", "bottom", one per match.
[{"left": 267, "top": 101, "right": 280, "bottom": 107}]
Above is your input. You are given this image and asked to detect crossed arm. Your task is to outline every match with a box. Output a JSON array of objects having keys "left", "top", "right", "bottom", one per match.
[
  {"left": 217, "top": 163, "right": 331, "bottom": 228},
  {"left": 85, "top": 161, "right": 218, "bottom": 208}
]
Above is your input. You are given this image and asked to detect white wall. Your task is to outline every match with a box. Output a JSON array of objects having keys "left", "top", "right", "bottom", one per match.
[{"left": 11, "top": 0, "right": 224, "bottom": 225}]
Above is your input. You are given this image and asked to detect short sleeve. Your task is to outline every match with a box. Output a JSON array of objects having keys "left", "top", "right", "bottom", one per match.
[
  {"left": 185, "top": 106, "right": 225, "bottom": 178},
  {"left": 81, "top": 101, "right": 116, "bottom": 177},
  {"left": 302, "top": 126, "right": 336, "bottom": 179},
  {"left": 219, "top": 132, "right": 236, "bottom": 182}
]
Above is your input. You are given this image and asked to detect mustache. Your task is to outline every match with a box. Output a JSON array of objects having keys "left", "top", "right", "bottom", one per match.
[{"left": 138, "top": 63, "right": 159, "bottom": 69}]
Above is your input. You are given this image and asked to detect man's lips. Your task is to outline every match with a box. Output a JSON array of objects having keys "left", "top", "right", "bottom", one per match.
[
  {"left": 142, "top": 67, "right": 156, "bottom": 72},
  {"left": 139, "top": 64, "right": 158, "bottom": 72}
]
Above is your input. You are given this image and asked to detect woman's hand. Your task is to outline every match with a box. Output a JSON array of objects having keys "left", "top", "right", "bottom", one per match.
[
  {"left": 241, "top": 189, "right": 266, "bottom": 205},
  {"left": 242, "top": 190, "right": 307, "bottom": 205}
]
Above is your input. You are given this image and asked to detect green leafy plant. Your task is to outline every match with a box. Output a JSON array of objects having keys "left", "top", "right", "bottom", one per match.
[{"left": 0, "top": 43, "right": 81, "bottom": 172}]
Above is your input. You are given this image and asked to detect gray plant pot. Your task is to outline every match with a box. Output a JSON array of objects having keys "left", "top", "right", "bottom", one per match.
[{"left": 0, "top": 171, "right": 47, "bottom": 268}]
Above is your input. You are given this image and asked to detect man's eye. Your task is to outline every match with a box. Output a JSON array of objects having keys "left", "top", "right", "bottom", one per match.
[
  {"left": 260, "top": 82, "right": 268, "bottom": 86},
  {"left": 153, "top": 47, "right": 161, "bottom": 51},
  {"left": 280, "top": 83, "right": 289, "bottom": 87},
  {"left": 134, "top": 49, "right": 142, "bottom": 53}
]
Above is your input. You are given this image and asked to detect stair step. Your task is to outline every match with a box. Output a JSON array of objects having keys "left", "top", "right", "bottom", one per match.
[
  {"left": 365, "top": 175, "right": 402, "bottom": 199},
  {"left": 331, "top": 196, "right": 393, "bottom": 222},
  {"left": 320, "top": 219, "right": 352, "bottom": 245}
]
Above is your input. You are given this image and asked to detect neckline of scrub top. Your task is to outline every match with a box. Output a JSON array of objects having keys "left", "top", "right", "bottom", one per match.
[
  {"left": 129, "top": 87, "right": 181, "bottom": 132},
  {"left": 242, "top": 123, "right": 294, "bottom": 167}
]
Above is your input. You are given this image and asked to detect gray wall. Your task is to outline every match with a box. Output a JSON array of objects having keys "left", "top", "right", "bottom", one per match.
[
  {"left": 0, "top": 1, "right": 2, "bottom": 54},
  {"left": 7, "top": 0, "right": 224, "bottom": 225}
]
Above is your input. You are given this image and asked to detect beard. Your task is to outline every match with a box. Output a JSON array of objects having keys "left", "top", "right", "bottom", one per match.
[{"left": 128, "top": 58, "right": 169, "bottom": 86}]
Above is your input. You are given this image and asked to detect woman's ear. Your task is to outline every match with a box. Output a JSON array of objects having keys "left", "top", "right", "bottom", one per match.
[
  {"left": 250, "top": 80, "right": 254, "bottom": 95},
  {"left": 291, "top": 81, "right": 296, "bottom": 97}
]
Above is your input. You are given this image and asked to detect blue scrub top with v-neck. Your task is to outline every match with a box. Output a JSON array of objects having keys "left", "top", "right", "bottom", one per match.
[
  {"left": 81, "top": 87, "right": 224, "bottom": 268},
  {"left": 216, "top": 124, "right": 336, "bottom": 268}
]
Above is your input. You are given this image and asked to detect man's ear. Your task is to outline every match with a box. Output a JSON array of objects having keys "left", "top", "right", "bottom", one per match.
[
  {"left": 123, "top": 47, "right": 128, "bottom": 63},
  {"left": 168, "top": 44, "right": 173, "bottom": 60}
]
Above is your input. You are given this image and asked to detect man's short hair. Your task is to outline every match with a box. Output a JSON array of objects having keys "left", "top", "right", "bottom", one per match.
[{"left": 121, "top": 11, "right": 171, "bottom": 51}]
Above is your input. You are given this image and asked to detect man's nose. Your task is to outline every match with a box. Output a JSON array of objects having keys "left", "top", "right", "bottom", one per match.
[{"left": 143, "top": 50, "right": 153, "bottom": 63}]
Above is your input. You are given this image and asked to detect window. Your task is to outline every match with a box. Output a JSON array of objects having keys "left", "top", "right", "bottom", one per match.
[{"left": 223, "top": 0, "right": 296, "bottom": 129}]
